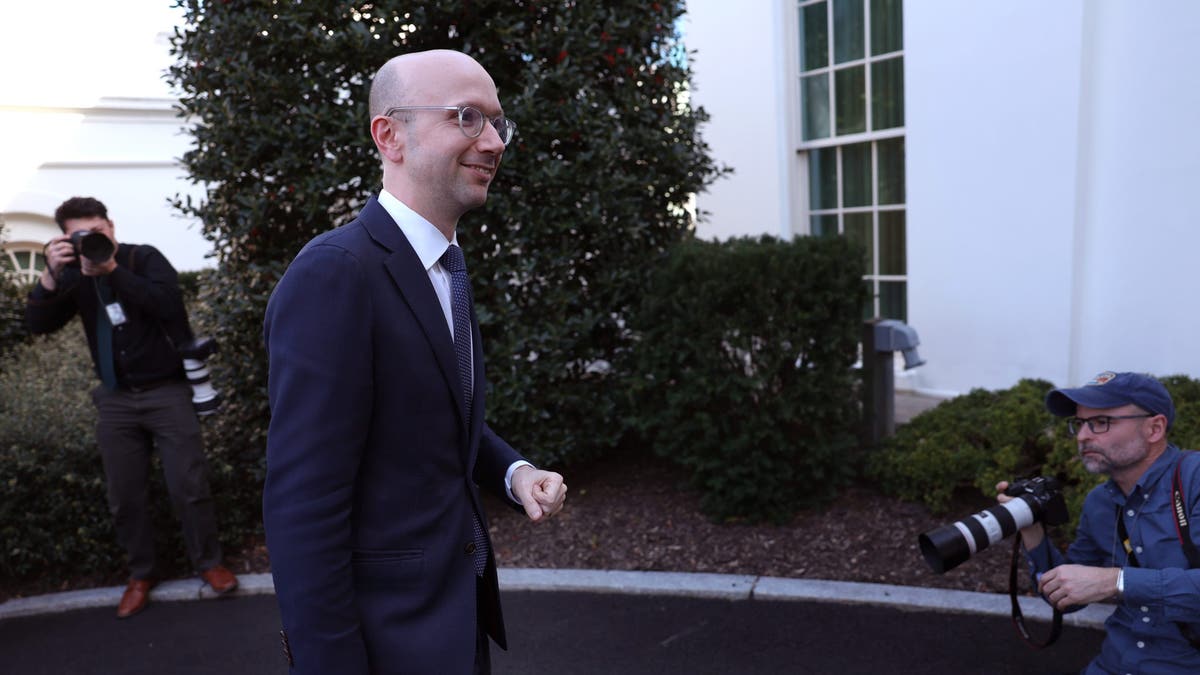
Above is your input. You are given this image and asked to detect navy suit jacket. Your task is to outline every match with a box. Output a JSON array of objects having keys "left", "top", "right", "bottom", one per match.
[{"left": 263, "top": 196, "right": 522, "bottom": 674}]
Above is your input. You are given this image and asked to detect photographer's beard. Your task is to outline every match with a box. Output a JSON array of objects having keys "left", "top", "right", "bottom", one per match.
[{"left": 1078, "top": 436, "right": 1150, "bottom": 476}]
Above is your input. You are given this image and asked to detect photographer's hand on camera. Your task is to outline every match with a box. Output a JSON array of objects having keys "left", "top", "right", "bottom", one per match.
[
  {"left": 995, "top": 481, "right": 1047, "bottom": 550},
  {"left": 39, "top": 235, "right": 76, "bottom": 292}
]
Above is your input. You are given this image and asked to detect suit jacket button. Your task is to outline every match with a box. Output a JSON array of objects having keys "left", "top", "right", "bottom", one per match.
[{"left": 465, "top": 542, "right": 477, "bottom": 555}]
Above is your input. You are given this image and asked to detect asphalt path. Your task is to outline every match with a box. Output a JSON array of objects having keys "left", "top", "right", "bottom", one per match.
[{"left": 0, "top": 591, "right": 1103, "bottom": 674}]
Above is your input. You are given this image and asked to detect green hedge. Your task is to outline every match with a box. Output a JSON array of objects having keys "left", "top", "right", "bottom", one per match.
[
  {"left": 0, "top": 306, "right": 251, "bottom": 583},
  {"left": 1, "top": 223, "right": 31, "bottom": 357},
  {"left": 630, "top": 236, "right": 867, "bottom": 523},
  {"left": 867, "top": 375, "right": 1200, "bottom": 534}
]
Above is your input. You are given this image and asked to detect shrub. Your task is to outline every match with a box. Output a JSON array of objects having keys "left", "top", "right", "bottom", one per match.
[
  {"left": 0, "top": 306, "right": 250, "bottom": 582},
  {"left": 0, "top": 223, "right": 31, "bottom": 357},
  {"left": 0, "top": 329, "right": 117, "bottom": 580},
  {"left": 868, "top": 375, "right": 1200, "bottom": 534},
  {"left": 630, "top": 235, "right": 866, "bottom": 523}
]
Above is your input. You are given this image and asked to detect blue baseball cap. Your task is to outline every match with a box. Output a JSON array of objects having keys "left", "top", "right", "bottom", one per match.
[{"left": 1045, "top": 371, "right": 1175, "bottom": 429}]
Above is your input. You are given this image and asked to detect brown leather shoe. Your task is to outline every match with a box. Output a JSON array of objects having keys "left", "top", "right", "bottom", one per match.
[
  {"left": 200, "top": 565, "right": 239, "bottom": 594},
  {"left": 116, "top": 579, "right": 156, "bottom": 619}
]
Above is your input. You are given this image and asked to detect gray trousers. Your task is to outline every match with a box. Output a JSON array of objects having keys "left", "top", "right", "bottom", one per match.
[{"left": 91, "top": 381, "right": 222, "bottom": 579}]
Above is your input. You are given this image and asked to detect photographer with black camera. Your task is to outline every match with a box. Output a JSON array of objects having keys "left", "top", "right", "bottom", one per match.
[
  {"left": 997, "top": 371, "right": 1200, "bottom": 674},
  {"left": 25, "top": 197, "right": 238, "bottom": 619}
]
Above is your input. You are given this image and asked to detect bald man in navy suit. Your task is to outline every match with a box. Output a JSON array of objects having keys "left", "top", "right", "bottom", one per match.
[{"left": 263, "top": 50, "right": 568, "bottom": 674}]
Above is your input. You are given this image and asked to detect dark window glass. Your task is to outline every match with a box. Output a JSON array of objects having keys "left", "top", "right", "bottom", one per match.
[
  {"left": 870, "top": 0, "right": 903, "bottom": 55},
  {"left": 880, "top": 280, "right": 907, "bottom": 321},
  {"left": 833, "top": 0, "right": 865, "bottom": 64},
  {"left": 801, "top": 1, "right": 830, "bottom": 71},
  {"left": 811, "top": 214, "right": 839, "bottom": 237},
  {"left": 835, "top": 65, "right": 866, "bottom": 135},
  {"left": 877, "top": 136, "right": 905, "bottom": 204},
  {"left": 871, "top": 56, "right": 904, "bottom": 130},
  {"left": 878, "top": 210, "right": 906, "bottom": 275},
  {"left": 842, "top": 142, "right": 872, "bottom": 207},
  {"left": 808, "top": 148, "right": 838, "bottom": 210},
  {"left": 844, "top": 212, "right": 873, "bottom": 274},
  {"left": 802, "top": 73, "right": 831, "bottom": 140}
]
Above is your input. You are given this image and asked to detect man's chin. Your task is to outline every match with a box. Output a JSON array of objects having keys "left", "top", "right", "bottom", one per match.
[{"left": 1079, "top": 455, "right": 1109, "bottom": 474}]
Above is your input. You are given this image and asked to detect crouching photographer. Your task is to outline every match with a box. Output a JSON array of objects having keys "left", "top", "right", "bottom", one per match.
[
  {"left": 999, "top": 372, "right": 1200, "bottom": 674},
  {"left": 25, "top": 197, "right": 238, "bottom": 619}
]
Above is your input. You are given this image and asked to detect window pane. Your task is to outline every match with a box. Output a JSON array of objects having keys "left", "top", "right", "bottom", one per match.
[
  {"left": 877, "top": 136, "right": 905, "bottom": 204},
  {"left": 800, "top": 1, "right": 829, "bottom": 71},
  {"left": 808, "top": 148, "right": 838, "bottom": 210},
  {"left": 811, "top": 214, "right": 839, "bottom": 237},
  {"left": 833, "top": 0, "right": 865, "bottom": 64},
  {"left": 870, "top": 0, "right": 903, "bottom": 55},
  {"left": 842, "top": 142, "right": 872, "bottom": 207},
  {"left": 879, "top": 280, "right": 907, "bottom": 321},
  {"left": 879, "top": 210, "right": 906, "bottom": 275},
  {"left": 844, "top": 212, "right": 873, "bottom": 274},
  {"left": 871, "top": 56, "right": 904, "bottom": 130},
  {"left": 802, "top": 73, "right": 830, "bottom": 140},
  {"left": 834, "top": 65, "right": 866, "bottom": 135},
  {"left": 34, "top": 252, "right": 46, "bottom": 272},
  {"left": 16, "top": 251, "right": 32, "bottom": 269}
]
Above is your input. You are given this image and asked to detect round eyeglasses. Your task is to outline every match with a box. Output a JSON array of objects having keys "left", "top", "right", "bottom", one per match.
[
  {"left": 1066, "top": 413, "right": 1153, "bottom": 435},
  {"left": 384, "top": 105, "right": 517, "bottom": 146}
]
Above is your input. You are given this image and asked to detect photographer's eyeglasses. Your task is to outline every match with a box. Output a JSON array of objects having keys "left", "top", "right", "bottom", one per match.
[
  {"left": 1067, "top": 413, "right": 1153, "bottom": 435},
  {"left": 384, "top": 105, "right": 517, "bottom": 146}
]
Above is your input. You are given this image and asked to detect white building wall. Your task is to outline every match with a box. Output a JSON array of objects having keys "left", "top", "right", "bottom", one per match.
[
  {"left": 0, "top": 2, "right": 211, "bottom": 271},
  {"left": 685, "top": 0, "right": 793, "bottom": 240},
  {"left": 1068, "top": 1, "right": 1200, "bottom": 383},
  {"left": 688, "top": 0, "right": 1200, "bottom": 395},
  {"left": 903, "top": 0, "right": 1086, "bottom": 394}
]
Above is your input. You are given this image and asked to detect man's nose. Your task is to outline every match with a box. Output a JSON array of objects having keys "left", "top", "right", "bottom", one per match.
[{"left": 475, "top": 122, "right": 506, "bottom": 152}]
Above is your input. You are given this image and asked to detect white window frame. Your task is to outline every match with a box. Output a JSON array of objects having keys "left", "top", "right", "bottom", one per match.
[{"left": 790, "top": 0, "right": 907, "bottom": 320}]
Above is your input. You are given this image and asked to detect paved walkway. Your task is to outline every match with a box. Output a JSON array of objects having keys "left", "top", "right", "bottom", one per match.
[{"left": 1, "top": 569, "right": 1108, "bottom": 674}]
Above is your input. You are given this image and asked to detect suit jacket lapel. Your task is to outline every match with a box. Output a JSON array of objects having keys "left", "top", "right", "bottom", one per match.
[{"left": 361, "top": 197, "right": 470, "bottom": 437}]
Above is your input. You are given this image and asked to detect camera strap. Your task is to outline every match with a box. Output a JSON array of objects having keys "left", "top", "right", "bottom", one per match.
[
  {"left": 1115, "top": 451, "right": 1200, "bottom": 649},
  {"left": 1009, "top": 536, "right": 1063, "bottom": 648}
]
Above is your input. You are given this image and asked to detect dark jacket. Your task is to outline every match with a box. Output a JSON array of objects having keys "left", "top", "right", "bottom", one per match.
[
  {"left": 26, "top": 243, "right": 189, "bottom": 388},
  {"left": 262, "top": 196, "right": 521, "bottom": 674}
]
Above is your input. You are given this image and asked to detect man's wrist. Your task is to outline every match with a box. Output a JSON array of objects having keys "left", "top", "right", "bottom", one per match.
[{"left": 504, "top": 460, "right": 535, "bottom": 503}]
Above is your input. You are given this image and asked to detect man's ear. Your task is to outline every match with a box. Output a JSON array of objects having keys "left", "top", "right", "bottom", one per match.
[
  {"left": 1146, "top": 414, "right": 1169, "bottom": 443},
  {"left": 370, "top": 116, "right": 405, "bottom": 163}
]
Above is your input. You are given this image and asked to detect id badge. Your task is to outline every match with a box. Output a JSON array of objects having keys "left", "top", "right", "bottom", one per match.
[{"left": 105, "top": 302, "right": 127, "bottom": 327}]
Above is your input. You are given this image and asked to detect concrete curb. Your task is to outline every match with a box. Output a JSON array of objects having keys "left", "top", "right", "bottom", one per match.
[{"left": 0, "top": 568, "right": 1112, "bottom": 630}]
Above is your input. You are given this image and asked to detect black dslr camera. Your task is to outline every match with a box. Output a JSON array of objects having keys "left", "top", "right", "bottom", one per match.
[
  {"left": 919, "top": 476, "right": 1069, "bottom": 574},
  {"left": 69, "top": 230, "right": 115, "bottom": 264}
]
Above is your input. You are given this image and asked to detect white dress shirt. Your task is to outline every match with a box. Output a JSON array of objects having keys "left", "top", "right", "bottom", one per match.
[{"left": 377, "top": 189, "right": 531, "bottom": 500}]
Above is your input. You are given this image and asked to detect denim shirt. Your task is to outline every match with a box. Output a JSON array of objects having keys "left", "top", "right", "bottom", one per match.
[{"left": 1025, "top": 445, "right": 1200, "bottom": 674}]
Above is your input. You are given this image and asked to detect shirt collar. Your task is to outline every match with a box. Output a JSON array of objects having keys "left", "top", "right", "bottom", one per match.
[{"left": 377, "top": 189, "right": 457, "bottom": 270}]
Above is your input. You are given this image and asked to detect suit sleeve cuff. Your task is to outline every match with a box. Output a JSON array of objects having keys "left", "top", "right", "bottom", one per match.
[{"left": 504, "top": 460, "right": 535, "bottom": 503}]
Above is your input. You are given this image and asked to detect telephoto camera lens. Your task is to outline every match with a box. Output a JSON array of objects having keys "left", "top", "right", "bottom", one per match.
[
  {"left": 178, "top": 337, "right": 222, "bottom": 416},
  {"left": 70, "top": 230, "right": 115, "bottom": 264},
  {"left": 918, "top": 477, "right": 1067, "bottom": 574}
]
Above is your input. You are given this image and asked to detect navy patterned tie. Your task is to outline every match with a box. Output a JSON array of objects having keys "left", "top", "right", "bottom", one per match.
[
  {"left": 439, "top": 244, "right": 474, "bottom": 416},
  {"left": 440, "top": 244, "right": 488, "bottom": 576}
]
